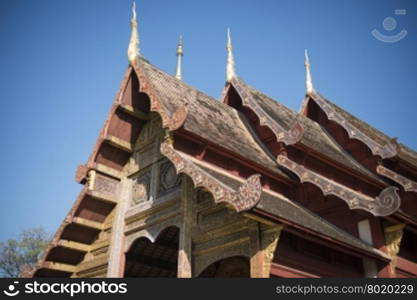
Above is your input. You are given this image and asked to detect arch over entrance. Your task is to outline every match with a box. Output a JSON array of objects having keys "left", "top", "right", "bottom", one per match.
[
  {"left": 198, "top": 256, "right": 250, "bottom": 278},
  {"left": 124, "top": 226, "right": 179, "bottom": 277}
]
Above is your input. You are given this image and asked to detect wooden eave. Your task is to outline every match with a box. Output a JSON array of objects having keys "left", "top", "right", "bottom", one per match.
[
  {"left": 221, "top": 79, "right": 401, "bottom": 217},
  {"left": 162, "top": 139, "right": 389, "bottom": 262},
  {"left": 301, "top": 92, "right": 417, "bottom": 198}
]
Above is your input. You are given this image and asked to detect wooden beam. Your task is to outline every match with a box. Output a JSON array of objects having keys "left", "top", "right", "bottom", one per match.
[
  {"left": 105, "top": 135, "right": 133, "bottom": 153},
  {"left": 57, "top": 239, "right": 91, "bottom": 252},
  {"left": 42, "top": 261, "right": 77, "bottom": 273},
  {"left": 118, "top": 103, "right": 150, "bottom": 120},
  {"left": 72, "top": 217, "right": 103, "bottom": 231},
  {"left": 87, "top": 189, "right": 118, "bottom": 204},
  {"left": 93, "top": 163, "right": 122, "bottom": 179}
]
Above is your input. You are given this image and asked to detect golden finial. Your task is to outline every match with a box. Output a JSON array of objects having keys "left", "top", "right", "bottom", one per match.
[
  {"left": 127, "top": 2, "right": 140, "bottom": 65},
  {"left": 175, "top": 34, "right": 183, "bottom": 80},
  {"left": 226, "top": 28, "right": 236, "bottom": 82},
  {"left": 304, "top": 49, "right": 314, "bottom": 95}
]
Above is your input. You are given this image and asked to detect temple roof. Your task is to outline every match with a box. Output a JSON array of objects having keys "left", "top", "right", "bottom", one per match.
[
  {"left": 304, "top": 92, "right": 417, "bottom": 167},
  {"left": 135, "top": 58, "right": 291, "bottom": 179},
  {"left": 237, "top": 79, "right": 385, "bottom": 182},
  {"left": 162, "top": 141, "right": 389, "bottom": 260}
]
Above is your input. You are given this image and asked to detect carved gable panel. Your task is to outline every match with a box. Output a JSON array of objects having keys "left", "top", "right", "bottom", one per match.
[
  {"left": 158, "top": 161, "right": 182, "bottom": 197},
  {"left": 131, "top": 169, "right": 151, "bottom": 206}
]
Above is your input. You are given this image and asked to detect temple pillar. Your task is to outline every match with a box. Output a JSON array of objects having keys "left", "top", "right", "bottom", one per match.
[
  {"left": 384, "top": 223, "right": 405, "bottom": 276},
  {"left": 177, "top": 176, "right": 193, "bottom": 278},
  {"left": 107, "top": 177, "right": 132, "bottom": 277},
  {"left": 249, "top": 222, "right": 282, "bottom": 278}
]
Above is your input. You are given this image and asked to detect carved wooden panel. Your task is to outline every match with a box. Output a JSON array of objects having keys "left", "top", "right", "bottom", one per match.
[
  {"left": 277, "top": 154, "right": 401, "bottom": 216},
  {"left": 160, "top": 141, "right": 263, "bottom": 213},
  {"left": 158, "top": 161, "right": 182, "bottom": 196},
  {"left": 93, "top": 173, "right": 119, "bottom": 196},
  {"left": 310, "top": 92, "right": 398, "bottom": 159},
  {"left": 131, "top": 171, "right": 151, "bottom": 206},
  {"left": 231, "top": 78, "right": 304, "bottom": 145},
  {"left": 133, "top": 62, "right": 188, "bottom": 131}
]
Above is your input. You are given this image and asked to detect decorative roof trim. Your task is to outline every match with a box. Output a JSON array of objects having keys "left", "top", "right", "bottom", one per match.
[
  {"left": 133, "top": 63, "right": 188, "bottom": 131},
  {"left": 230, "top": 77, "right": 304, "bottom": 145},
  {"left": 277, "top": 154, "right": 401, "bottom": 216},
  {"left": 160, "top": 141, "right": 263, "bottom": 212},
  {"left": 309, "top": 93, "right": 399, "bottom": 159},
  {"left": 377, "top": 165, "right": 417, "bottom": 193}
]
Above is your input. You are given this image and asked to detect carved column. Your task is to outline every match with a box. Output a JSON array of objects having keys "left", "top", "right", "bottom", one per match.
[
  {"left": 106, "top": 177, "right": 132, "bottom": 277},
  {"left": 384, "top": 223, "right": 405, "bottom": 275},
  {"left": 248, "top": 222, "right": 263, "bottom": 278},
  {"left": 249, "top": 222, "right": 282, "bottom": 278},
  {"left": 261, "top": 226, "right": 282, "bottom": 278},
  {"left": 177, "top": 176, "right": 193, "bottom": 278}
]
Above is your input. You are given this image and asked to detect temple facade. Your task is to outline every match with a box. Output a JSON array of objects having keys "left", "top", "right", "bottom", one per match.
[{"left": 32, "top": 5, "right": 417, "bottom": 278}]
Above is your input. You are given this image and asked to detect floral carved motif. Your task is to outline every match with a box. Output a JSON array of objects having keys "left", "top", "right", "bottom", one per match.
[
  {"left": 384, "top": 224, "right": 405, "bottom": 274},
  {"left": 310, "top": 92, "right": 399, "bottom": 159},
  {"left": 277, "top": 155, "right": 400, "bottom": 216},
  {"left": 377, "top": 165, "right": 417, "bottom": 193},
  {"left": 261, "top": 226, "right": 283, "bottom": 278},
  {"left": 160, "top": 141, "right": 263, "bottom": 212},
  {"left": 231, "top": 78, "right": 304, "bottom": 146}
]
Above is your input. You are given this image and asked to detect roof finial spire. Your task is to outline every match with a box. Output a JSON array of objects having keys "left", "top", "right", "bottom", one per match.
[
  {"left": 304, "top": 49, "right": 314, "bottom": 95},
  {"left": 127, "top": 2, "right": 140, "bottom": 65},
  {"left": 226, "top": 28, "right": 236, "bottom": 82},
  {"left": 175, "top": 34, "right": 183, "bottom": 80}
]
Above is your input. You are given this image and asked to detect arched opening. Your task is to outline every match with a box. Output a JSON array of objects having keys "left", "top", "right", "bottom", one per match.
[
  {"left": 124, "top": 226, "right": 179, "bottom": 277},
  {"left": 198, "top": 256, "right": 250, "bottom": 278}
]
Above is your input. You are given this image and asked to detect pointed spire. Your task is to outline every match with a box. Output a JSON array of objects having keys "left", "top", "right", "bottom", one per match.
[
  {"left": 226, "top": 28, "right": 236, "bottom": 82},
  {"left": 304, "top": 49, "right": 314, "bottom": 95},
  {"left": 127, "top": 2, "right": 140, "bottom": 65},
  {"left": 175, "top": 35, "right": 183, "bottom": 80}
]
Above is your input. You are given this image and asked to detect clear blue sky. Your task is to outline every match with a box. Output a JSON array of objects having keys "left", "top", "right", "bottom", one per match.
[{"left": 1, "top": 0, "right": 416, "bottom": 241}]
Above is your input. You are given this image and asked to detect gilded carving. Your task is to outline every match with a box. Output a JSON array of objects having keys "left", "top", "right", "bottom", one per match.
[
  {"left": 261, "top": 226, "right": 283, "bottom": 277},
  {"left": 384, "top": 224, "right": 405, "bottom": 274},
  {"left": 160, "top": 141, "right": 263, "bottom": 213}
]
